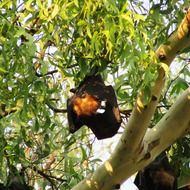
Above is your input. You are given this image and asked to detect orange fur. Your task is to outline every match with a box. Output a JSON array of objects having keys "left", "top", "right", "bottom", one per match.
[{"left": 73, "top": 94, "right": 100, "bottom": 116}]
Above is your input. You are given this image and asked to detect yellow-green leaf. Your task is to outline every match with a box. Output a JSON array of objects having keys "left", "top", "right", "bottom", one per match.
[
  {"left": 74, "top": 0, "right": 79, "bottom": 7},
  {"left": 25, "top": 0, "right": 34, "bottom": 11},
  {"left": 50, "top": 4, "right": 59, "bottom": 20},
  {"left": 86, "top": 26, "right": 92, "bottom": 39}
]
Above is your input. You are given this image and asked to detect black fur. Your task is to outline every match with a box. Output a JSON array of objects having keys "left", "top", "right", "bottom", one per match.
[{"left": 134, "top": 152, "right": 177, "bottom": 190}]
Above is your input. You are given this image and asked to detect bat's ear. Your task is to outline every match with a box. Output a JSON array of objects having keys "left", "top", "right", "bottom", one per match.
[{"left": 70, "top": 88, "right": 76, "bottom": 93}]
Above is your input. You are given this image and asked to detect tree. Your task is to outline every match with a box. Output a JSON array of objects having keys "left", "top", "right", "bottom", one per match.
[{"left": 0, "top": 0, "right": 190, "bottom": 189}]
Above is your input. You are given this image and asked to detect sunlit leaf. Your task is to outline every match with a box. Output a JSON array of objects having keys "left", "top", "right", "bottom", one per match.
[
  {"left": 25, "top": 0, "right": 34, "bottom": 11},
  {"left": 50, "top": 4, "right": 59, "bottom": 20}
]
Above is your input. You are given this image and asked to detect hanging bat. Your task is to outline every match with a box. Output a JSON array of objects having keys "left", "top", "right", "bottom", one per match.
[{"left": 67, "top": 75, "right": 121, "bottom": 140}]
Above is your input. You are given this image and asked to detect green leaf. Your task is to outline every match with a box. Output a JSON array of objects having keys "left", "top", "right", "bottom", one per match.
[
  {"left": 74, "top": 0, "right": 79, "bottom": 7},
  {"left": 0, "top": 67, "right": 7, "bottom": 73},
  {"left": 86, "top": 25, "right": 92, "bottom": 39},
  {"left": 171, "top": 78, "right": 189, "bottom": 95},
  {"left": 80, "top": 146, "right": 87, "bottom": 161},
  {"left": 25, "top": 0, "right": 34, "bottom": 11},
  {"left": 43, "top": 144, "right": 50, "bottom": 157},
  {"left": 50, "top": 4, "right": 59, "bottom": 20}
]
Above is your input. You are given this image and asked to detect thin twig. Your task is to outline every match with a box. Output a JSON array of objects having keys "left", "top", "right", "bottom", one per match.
[
  {"left": 32, "top": 166, "right": 67, "bottom": 183},
  {"left": 46, "top": 102, "right": 67, "bottom": 113},
  {"left": 35, "top": 69, "right": 58, "bottom": 77}
]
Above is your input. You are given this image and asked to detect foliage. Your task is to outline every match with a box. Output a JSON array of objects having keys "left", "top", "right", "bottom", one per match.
[{"left": 0, "top": 0, "right": 190, "bottom": 189}]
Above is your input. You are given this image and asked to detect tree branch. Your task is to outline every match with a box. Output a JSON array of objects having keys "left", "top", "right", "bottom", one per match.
[{"left": 143, "top": 88, "right": 190, "bottom": 158}]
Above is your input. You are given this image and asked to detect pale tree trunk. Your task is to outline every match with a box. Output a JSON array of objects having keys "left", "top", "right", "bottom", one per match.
[{"left": 72, "top": 8, "right": 190, "bottom": 190}]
